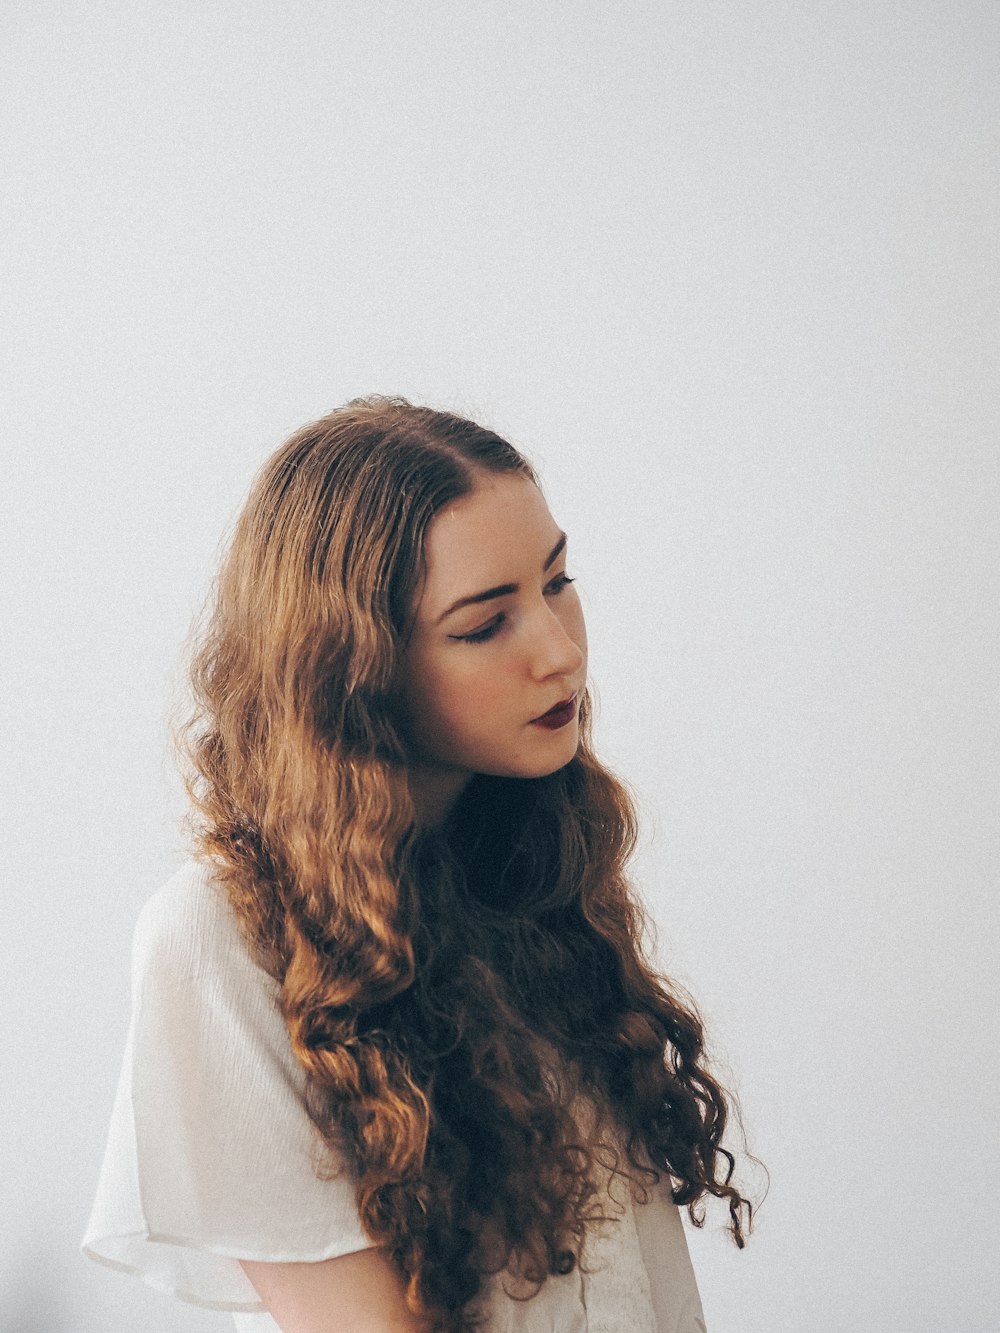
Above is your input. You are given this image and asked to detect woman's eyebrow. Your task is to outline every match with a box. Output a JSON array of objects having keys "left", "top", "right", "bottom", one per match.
[{"left": 436, "top": 532, "right": 567, "bottom": 624}]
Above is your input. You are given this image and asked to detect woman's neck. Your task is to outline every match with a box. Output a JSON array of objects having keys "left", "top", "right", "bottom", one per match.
[{"left": 407, "top": 763, "right": 473, "bottom": 831}]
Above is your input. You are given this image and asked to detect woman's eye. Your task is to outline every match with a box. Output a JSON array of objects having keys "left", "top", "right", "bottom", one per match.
[
  {"left": 451, "top": 576, "right": 575, "bottom": 645},
  {"left": 455, "top": 615, "right": 505, "bottom": 644}
]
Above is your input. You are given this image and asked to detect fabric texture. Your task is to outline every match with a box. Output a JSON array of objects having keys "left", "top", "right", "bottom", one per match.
[{"left": 81, "top": 859, "right": 707, "bottom": 1331}]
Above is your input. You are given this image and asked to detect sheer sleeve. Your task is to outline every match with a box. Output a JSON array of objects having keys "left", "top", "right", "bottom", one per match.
[{"left": 81, "top": 861, "right": 374, "bottom": 1312}]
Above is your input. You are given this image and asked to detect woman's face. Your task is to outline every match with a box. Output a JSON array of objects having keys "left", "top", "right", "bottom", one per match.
[{"left": 395, "top": 471, "right": 588, "bottom": 823}]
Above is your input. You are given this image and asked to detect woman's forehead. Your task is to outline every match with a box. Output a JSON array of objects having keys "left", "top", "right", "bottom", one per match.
[
  {"left": 424, "top": 477, "right": 557, "bottom": 576},
  {"left": 406, "top": 475, "right": 563, "bottom": 628}
]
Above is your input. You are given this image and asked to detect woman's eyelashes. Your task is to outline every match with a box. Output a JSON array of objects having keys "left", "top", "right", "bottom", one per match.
[
  {"left": 456, "top": 617, "right": 505, "bottom": 644},
  {"left": 451, "top": 574, "right": 575, "bottom": 645}
]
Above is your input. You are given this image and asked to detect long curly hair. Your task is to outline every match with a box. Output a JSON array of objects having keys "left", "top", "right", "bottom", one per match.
[{"left": 174, "top": 395, "right": 757, "bottom": 1330}]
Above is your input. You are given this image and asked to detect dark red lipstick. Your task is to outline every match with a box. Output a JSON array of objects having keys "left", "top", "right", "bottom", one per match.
[{"left": 530, "top": 693, "right": 578, "bottom": 729}]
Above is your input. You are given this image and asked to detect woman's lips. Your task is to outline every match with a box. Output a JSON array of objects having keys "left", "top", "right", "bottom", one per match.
[{"left": 530, "top": 693, "right": 578, "bottom": 729}]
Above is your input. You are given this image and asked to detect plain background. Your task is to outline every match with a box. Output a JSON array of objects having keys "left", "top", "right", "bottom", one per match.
[{"left": 3, "top": 2, "right": 997, "bottom": 1330}]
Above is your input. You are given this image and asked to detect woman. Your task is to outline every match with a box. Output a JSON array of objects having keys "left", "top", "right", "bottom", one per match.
[{"left": 82, "top": 396, "right": 755, "bottom": 1332}]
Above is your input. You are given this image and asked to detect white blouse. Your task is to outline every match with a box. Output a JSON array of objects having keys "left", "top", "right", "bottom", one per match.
[{"left": 81, "top": 860, "right": 707, "bottom": 1332}]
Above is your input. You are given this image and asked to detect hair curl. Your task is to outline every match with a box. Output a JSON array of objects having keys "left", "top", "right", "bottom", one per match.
[{"left": 174, "top": 395, "right": 759, "bottom": 1330}]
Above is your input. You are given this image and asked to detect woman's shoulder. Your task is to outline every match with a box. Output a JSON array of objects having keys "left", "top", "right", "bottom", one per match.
[{"left": 132, "top": 857, "right": 268, "bottom": 991}]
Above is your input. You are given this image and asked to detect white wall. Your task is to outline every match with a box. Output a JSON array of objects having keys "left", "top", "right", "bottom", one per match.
[{"left": 3, "top": 2, "right": 997, "bottom": 1330}]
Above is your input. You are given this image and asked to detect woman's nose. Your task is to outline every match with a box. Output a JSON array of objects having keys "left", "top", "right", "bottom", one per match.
[{"left": 529, "top": 604, "right": 585, "bottom": 680}]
